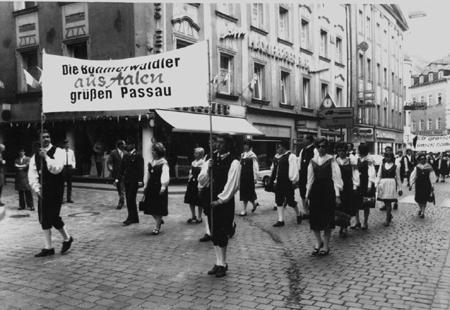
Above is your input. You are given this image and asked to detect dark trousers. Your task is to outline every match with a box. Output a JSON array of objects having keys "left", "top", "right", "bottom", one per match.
[
  {"left": 275, "top": 182, "right": 297, "bottom": 207},
  {"left": 206, "top": 201, "right": 235, "bottom": 247},
  {"left": 62, "top": 166, "right": 73, "bottom": 201},
  {"left": 125, "top": 182, "right": 139, "bottom": 222},
  {"left": 116, "top": 179, "right": 125, "bottom": 206},
  {"left": 18, "top": 190, "right": 33, "bottom": 209},
  {"left": 38, "top": 195, "right": 64, "bottom": 230}
]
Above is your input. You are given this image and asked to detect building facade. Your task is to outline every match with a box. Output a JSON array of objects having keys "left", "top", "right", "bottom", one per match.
[{"left": 348, "top": 4, "right": 408, "bottom": 154}]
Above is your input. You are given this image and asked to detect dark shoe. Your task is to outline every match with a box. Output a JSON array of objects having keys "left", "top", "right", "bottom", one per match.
[
  {"left": 297, "top": 216, "right": 302, "bottom": 224},
  {"left": 0, "top": 202, "right": 5, "bottom": 206},
  {"left": 273, "top": 206, "right": 277, "bottom": 211},
  {"left": 207, "top": 265, "right": 219, "bottom": 275},
  {"left": 123, "top": 220, "right": 139, "bottom": 226},
  {"left": 161, "top": 219, "right": 165, "bottom": 225},
  {"left": 350, "top": 223, "right": 361, "bottom": 230},
  {"left": 361, "top": 224, "right": 368, "bottom": 230},
  {"left": 418, "top": 210, "right": 422, "bottom": 217},
  {"left": 302, "top": 214, "right": 310, "bottom": 220},
  {"left": 199, "top": 234, "right": 212, "bottom": 242},
  {"left": 187, "top": 218, "right": 196, "bottom": 224},
  {"left": 273, "top": 221, "right": 285, "bottom": 227},
  {"left": 393, "top": 203, "right": 398, "bottom": 210},
  {"left": 28, "top": 207, "right": 35, "bottom": 211},
  {"left": 251, "top": 202, "right": 260, "bottom": 213},
  {"left": 380, "top": 205, "right": 387, "bottom": 211},
  {"left": 318, "top": 249, "right": 330, "bottom": 256},
  {"left": 34, "top": 248, "right": 55, "bottom": 257},
  {"left": 150, "top": 229, "right": 160, "bottom": 235},
  {"left": 67, "top": 200, "right": 74, "bottom": 203},
  {"left": 215, "top": 265, "right": 227, "bottom": 278},
  {"left": 238, "top": 212, "right": 247, "bottom": 217},
  {"left": 195, "top": 218, "right": 202, "bottom": 224},
  {"left": 18, "top": 207, "right": 26, "bottom": 210},
  {"left": 229, "top": 223, "right": 237, "bottom": 238},
  {"left": 116, "top": 204, "right": 123, "bottom": 210},
  {"left": 61, "top": 236, "right": 73, "bottom": 254},
  {"left": 420, "top": 213, "right": 425, "bottom": 219}
]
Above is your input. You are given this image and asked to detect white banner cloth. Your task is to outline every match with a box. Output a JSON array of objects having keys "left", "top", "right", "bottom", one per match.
[{"left": 415, "top": 135, "right": 450, "bottom": 153}]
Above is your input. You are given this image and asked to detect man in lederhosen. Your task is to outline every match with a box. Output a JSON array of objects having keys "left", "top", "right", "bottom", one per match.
[
  {"left": 198, "top": 135, "right": 240, "bottom": 278},
  {"left": 28, "top": 131, "right": 73, "bottom": 257},
  {"left": 297, "top": 135, "right": 318, "bottom": 219}
]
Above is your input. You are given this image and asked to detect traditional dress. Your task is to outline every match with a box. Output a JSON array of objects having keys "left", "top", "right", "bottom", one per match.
[
  {"left": 15, "top": 156, "right": 34, "bottom": 209},
  {"left": 142, "top": 158, "right": 169, "bottom": 216},
  {"left": 410, "top": 163, "right": 436, "bottom": 204},
  {"left": 298, "top": 145, "right": 318, "bottom": 199},
  {"left": 306, "top": 154, "right": 343, "bottom": 231},
  {"left": 28, "top": 144, "right": 65, "bottom": 230},
  {"left": 272, "top": 151, "right": 298, "bottom": 207},
  {"left": 376, "top": 162, "right": 401, "bottom": 203},
  {"left": 184, "top": 159, "right": 204, "bottom": 205},
  {"left": 198, "top": 152, "right": 240, "bottom": 247},
  {"left": 336, "top": 157, "right": 358, "bottom": 217},
  {"left": 356, "top": 156, "right": 377, "bottom": 210},
  {"left": 239, "top": 151, "right": 258, "bottom": 202}
]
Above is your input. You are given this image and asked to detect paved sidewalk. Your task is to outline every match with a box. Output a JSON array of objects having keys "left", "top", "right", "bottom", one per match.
[{"left": 0, "top": 181, "right": 450, "bottom": 309}]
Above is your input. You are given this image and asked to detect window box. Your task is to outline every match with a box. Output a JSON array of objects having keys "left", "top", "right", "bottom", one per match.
[
  {"left": 300, "top": 48, "right": 313, "bottom": 55},
  {"left": 319, "top": 56, "right": 331, "bottom": 63},
  {"left": 301, "top": 107, "right": 314, "bottom": 113},
  {"left": 279, "top": 103, "right": 294, "bottom": 110}
]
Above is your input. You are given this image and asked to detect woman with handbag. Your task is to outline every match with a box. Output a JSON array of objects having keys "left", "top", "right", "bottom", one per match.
[
  {"left": 141, "top": 142, "right": 170, "bottom": 235},
  {"left": 335, "top": 143, "right": 357, "bottom": 237},
  {"left": 409, "top": 153, "right": 436, "bottom": 218},
  {"left": 306, "top": 138, "right": 343, "bottom": 256},
  {"left": 184, "top": 147, "right": 205, "bottom": 224},
  {"left": 352, "top": 143, "right": 377, "bottom": 230},
  {"left": 376, "top": 152, "right": 402, "bottom": 226}
]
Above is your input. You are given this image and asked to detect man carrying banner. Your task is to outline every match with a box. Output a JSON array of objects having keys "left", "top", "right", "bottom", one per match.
[
  {"left": 28, "top": 130, "right": 74, "bottom": 257},
  {"left": 198, "top": 135, "right": 240, "bottom": 278}
]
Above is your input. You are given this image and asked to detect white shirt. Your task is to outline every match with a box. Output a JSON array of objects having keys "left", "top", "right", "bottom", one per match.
[
  {"left": 356, "top": 156, "right": 377, "bottom": 190},
  {"left": 298, "top": 144, "right": 319, "bottom": 173},
  {"left": 28, "top": 144, "right": 65, "bottom": 194},
  {"left": 376, "top": 162, "right": 401, "bottom": 187},
  {"left": 241, "top": 150, "right": 259, "bottom": 181},
  {"left": 409, "top": 164, "right": 436, "bottom": 188},
  {"left": 151, "top": 158, "right": 170, "bottom": 191},
  {"left": 336, "top": 157, "right": 359, "bottom": 190},
  {"left": 189, "top": 158, "right": 205, "bottom": 181},
  {"left": 270, "top": 151, "right": 299, "bottom": 184},
  {"left": 306, "top": 154, "right": 343, "bottom": 198},
  {"left": 64, "top": 148, "right": 76, "bottom": 168}
]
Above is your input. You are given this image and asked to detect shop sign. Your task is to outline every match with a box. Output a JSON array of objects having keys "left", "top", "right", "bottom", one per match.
[
  {"left": 42, "top": 41, "right": 209, "bottom": 113},
  {"left": 404, "top": 101, "right": 427, "bottom": 110},
  {"left": 376, "top": 130, "right": 399, "bottom": 140},
  {"left": 352, "top": 127, "right": 374, "bottom": 141},
  {"left": 319, "top": 107, "right": 353, "bottom": 128}
]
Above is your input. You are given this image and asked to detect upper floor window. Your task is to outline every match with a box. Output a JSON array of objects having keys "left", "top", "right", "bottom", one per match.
[
  {"left": 13, "top": 1, "right": 36, "bottom": 11},
  {"left": 176, "top": 39, "right": 193, "bottom": 49},
  {"left": 358, "top": 10, "right": 363, "bottom": 32},
  {"left": 367, "top": 58, "right": 372, "bottom": 82},
  {"left": 301, "top": 19, "right": 310, "bottom": 50},
  {"left": 366, "top": 17, "right": 371, "bottom": 38},
  {"left": 419, "top": 119, "right": 424, "bottom": 131},
  {"left": 280, "top": 71, "right": 290, "bottom": 105},
  {"left": 428, "top": 94, "right": 433, "bottom": 106},
  {"left": 251, "top": 3, "right": 264, "bottom": 29},
  {"left": 217, "top": 3, "right": 234, "bottom": 16},
  {"left": 302, "top": 78, "right": 310, "bottom": 108},
  {"left": 20, "top": 49, "right": 40, "bottom": 92},
  {"left": 428, "top": 73, "right": 433, "bottom": 82},
  {"left": 218, "top": 53, "right": 233, "bottom": 95},
  {"left": 279, "top": 6, "right": 289, "bottom": 41},
  {"left": 66, "top": 41, "right": 88, "bottom": 59},
  {"left": 320, "top": 30, "right": 328, "bottom": 58},
  {"left": 383, "top": 68, "right": 387, "bottom": 87},
  {"left": 321, "top": 83, "right": 329, "bottom": 101},
  {"left": 412, "top": 96, "right": 417, "bottom": 103},
  {"left": 427, "top": 119, "right": 432, "bottom": 130},
  {"left": 252, "top": 63, "right": 265, "bottom": 100},
  {"left": 437, "top": 118, "right": 442, "bottom": 130},
  {"left": 336, "top": 87, "right": 343, "bottom": 107},
  {"left": 335, "top": 37, "right": 343, "bottom": 63}
]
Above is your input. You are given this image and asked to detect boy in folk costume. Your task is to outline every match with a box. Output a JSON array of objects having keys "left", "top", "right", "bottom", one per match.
[
  {"left": 28, "top": 131, "right": 73, "bottom": 257},
  {"left": 198, "top": 135, "right": 240, "bottom": 278},
  {"left": 272, "top": 140, "right": 302, "bottom": 227},
  {"left": 239, "top": 140, "right": 260, "bottom": 216}
]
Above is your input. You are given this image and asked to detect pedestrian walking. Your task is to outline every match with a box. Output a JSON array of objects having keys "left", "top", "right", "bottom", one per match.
[
  {"left": 28, "top": 130, "right": 73, "bottom": 257},
  {"left": 401, "top": 149, "right": 416, "bottom": 187},
  {"left": 409, "top": 153, "right": 436, "bottom": 218},
  {"left": 376, "top": 153, "right": 402, "bottom": 226},
  {"left": 335, "top": 143, "right": 357, "bottom": 237},
  {"left": 15, "top": 148, "right": 34, "bottom": 211},
  {"left": 62, "top": 140, "right": 76, "bottom": 203},
  {"left": 184, "top": 147, "right": 205, "bottom": 224},
  {"left": 0, "top": 143, "right": 5, "bottom": 206},
  {"left": 198, "top": 135, "right": 240, "bottom": 278},
  {"left": 271, "top": 140, "right": 302, "bottom": 227},
  {"left": 141, "top": 142, "right": 169, "bottom": 235},
  {"left": 297, "top": 135, "right": 318, "bottom": 219},
  {"left": 437, "top": 152, "right": 448, "bottom": 183},
  {"left": 239, "top": 140, "right": 260, "bottom": 216},
  {"left": 352, "top": 143, "right": 377, "bottom": 230},
  {"left": 306, "top": 138, "right": 343, "bottom": 256},
  {"left": 118, "top": 139, "right": 144, "bottom": 226},
  {"left": 107, "top": 140, "right": 127, "bottom": 209}
]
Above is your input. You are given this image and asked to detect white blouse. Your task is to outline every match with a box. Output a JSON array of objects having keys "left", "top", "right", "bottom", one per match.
[
  {"left": 336, "top": 157, "right": 359, "bottom": 190},
  {"left": 409, "top": 164, "right": 436, "bottom": 186},
  {"left": 376, "top": 162, "right": 401, "bottom": 187},
  {"left": 151, "top": 158, "right": 170, "bottom": 191},
  {"left": 355, "top": 156, "right": 377, "bottom": 190},
  {"left": 242, "top": 150, "right": 259, "bottom": 180},
  {"left": 306, "top": 154, "right": 343, "bottom": 198},
  {"left": 28, "top": 144, "right": 65, "bottom": 194}
]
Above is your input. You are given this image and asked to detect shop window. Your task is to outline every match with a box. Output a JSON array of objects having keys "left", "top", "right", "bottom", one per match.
[
  {"left": 251, "top": 3, "right": 264, "bottom": 29},
  {"left": 428, "top": 73, "right": 433, "bottom": 82},
  {"left": 321, "top": 83, "right": 328, "bottom": 101},
  {"left": 320, "top": 30, "right": 328, "bottom": 58},
  {"left": 335, "top": 37, "right": 343, "bottom": 62},
  {"left": 252, "top": 63, "right": 265, "bottom": 100},
  {"left": 336, "top": 87, "right": 343, "bottom": 107},
  {"left": 302, "top": 78, "right": 310, "bottom": 108},
  {"left": 301, "top": 19, "right": 310, "bottom": 50},
  {"left": 176, "top": 39, "right": 192, "bottom": 49},
  {"left": 66, "top": 41, "right": 88, "bottom": 59},
  {"left": 279, "top": 6, "right": 289, "bottom": 41},
  {"left": 218, "top": 53, "right": 233, "bottom": 95},
  {"left": 20, "top": 49, "right": 39, "bottom": 92},
  {"left": 419, "top": 76, "right": 424, "bottom": 84},
  {"left": 280, "top": 71, "right": 290, "bottom": 105}
]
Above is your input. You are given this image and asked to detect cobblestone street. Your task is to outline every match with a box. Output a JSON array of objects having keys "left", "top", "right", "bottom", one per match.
[{"left": 1, "top": 181, "right": 450, "bottom": 310}]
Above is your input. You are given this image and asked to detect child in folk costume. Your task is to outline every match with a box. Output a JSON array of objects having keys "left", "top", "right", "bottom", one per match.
[
  {"left": 409, "top": 153, "right": 436, "bottom": 218},
  {"left": 184, "top": 147, "right": 205, "bottom": 224},
  {"left": 141, "top": 143, "right": 170, "bottom": 235},
  {"left": 335, "top": 143, "right": 358, "bottom": 237},
  {"left": 306, "top": 138, "right": 343, "bottom": 256},
  {"left": 239, "top": 141, "right": 260, "bottom": 216},
  {"left": 352, "top": 143, "right": 377, "bottom": 230},
  {"left": 376, "top": 152, "right": 402, "bottom": 226}
]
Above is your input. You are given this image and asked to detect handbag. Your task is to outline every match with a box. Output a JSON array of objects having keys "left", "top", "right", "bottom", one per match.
[
  {"left": 264, "top": 179, "right": 275, "bottom": 192},
  {"left": 138, "top": 195, "right": 146, "bottom": 211},
  {"left": 428, "top": 191, "right": 435, "bottom": 204},
  {"left": 335, "top": 210, "right": 351, "bottom": 227},
  {"left": 362, "top": 196, "right": 376, "bottom": 209}
]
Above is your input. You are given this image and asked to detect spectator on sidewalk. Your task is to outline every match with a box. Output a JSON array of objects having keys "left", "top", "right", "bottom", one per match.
[
  {"left": 184, "top": 147, "right": 205, "bottom": 224},
  {"left": 62, "top": 140, "right": 76, "bottom": 203},
  {"left": 239, "top": 140, "right": 260, "bottom": 216},
  {"left": 15, "top": 148, "right": 34, "bottom": 211},
  {"left": 28, "top": 130, "right": 73, "bottom": 257},
  {"left": 107, "top": 140, "right": 127, "bottom": 209},
  {"left": 142, "top": 142, "right": 170, "bottom": 235},
  {"left": 118, "top": 139, "right": 144, "bottom": 226},
  {"left": 0, "top": 143, "right": 5, "bottom": 206},
  {"left": 409, "top": 153, "right": 436, "bottom": 219}
]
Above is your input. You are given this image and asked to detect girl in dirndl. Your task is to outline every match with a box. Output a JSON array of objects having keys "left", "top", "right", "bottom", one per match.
[
  {"left": 184, "top": 147, "right": 205, "bottom": 224},
  {"left": 409, "top": 153, "right": 436, "bottom": 218},
  {"left": 376, "top": 152, "right": 402, "bottom": 226},
  {"left": 239, "top": 141, "right": 260, "bottom": 216}
]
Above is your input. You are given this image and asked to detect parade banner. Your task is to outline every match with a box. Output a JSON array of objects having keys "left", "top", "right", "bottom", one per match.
[
  {"left": 414, "top": 135, "right": 450, "bottom": 152},
  {"left": 42, "top": 41, "right": 209, "bottom": 113}
]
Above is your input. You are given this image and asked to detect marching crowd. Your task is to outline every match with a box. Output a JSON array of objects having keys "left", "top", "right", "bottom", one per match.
[{"left": 0, "top": 131, "right": 446, "bottom": 278}]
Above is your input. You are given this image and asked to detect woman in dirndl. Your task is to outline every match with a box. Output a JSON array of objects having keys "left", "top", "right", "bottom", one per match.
[
  {"left": 335, "top": 143, "right": 358, "bottom": 237},
  {"left": 184, "top": 147, "right": 205, "bottom": 224},
  {"left": 376, "top": 152, "right": 402, "bottom": 226},
  {"left": 306, "top": 138, "right": 343, "bottom": 256},
  {"left": 239, "top": 141, "right": 260, "bottom": 216},
  {"left": 142, "top": 142, "right": 170, "bottom": 235},
  {"left": 409, "top": 153, "right": 436, "bottom": 218}
]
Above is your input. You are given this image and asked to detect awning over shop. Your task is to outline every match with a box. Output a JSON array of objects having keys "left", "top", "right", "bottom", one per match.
[{"left": 156, "top": 109, "right": 263, "bottom": 136}]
